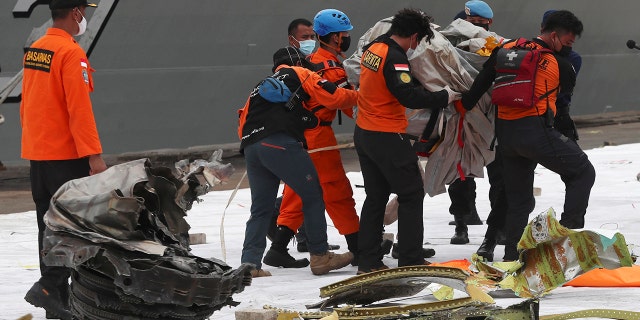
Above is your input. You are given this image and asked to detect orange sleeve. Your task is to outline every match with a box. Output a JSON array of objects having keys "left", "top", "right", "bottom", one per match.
[
  {"left": 300, "top": 70, "right": 357, "bottom": 110},
  {"left": 63, "top": 49, "right": 102, "bottom": 158},
  {"left": 237, "top": 96, "right": 251, "bottom": 140}
]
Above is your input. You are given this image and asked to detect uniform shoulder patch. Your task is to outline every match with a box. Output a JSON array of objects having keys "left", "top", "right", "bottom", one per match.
[
  {"left": 398, "top": 72, "right": 412, "bottom": 84},
  {"left": 362, "top": 50, "right": 382, "bottom": 72},
  {"left": 393, "top": 64, "right": 410, "bottom": 71},
  {"left": 24, "top": 48, "right": 54, "bottom": 72}
]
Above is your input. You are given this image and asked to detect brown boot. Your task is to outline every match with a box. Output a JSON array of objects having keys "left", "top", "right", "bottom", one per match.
[
  {"left": 310, "top": 251, "right": 354, "bottom": 275},
  {"left": 250, "top": 269, "right": 272, "bottom": 278}
]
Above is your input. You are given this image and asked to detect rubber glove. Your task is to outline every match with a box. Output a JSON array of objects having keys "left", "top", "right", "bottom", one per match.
[{"left": 444, "top": 85, "right": 461, "bottom": 104}]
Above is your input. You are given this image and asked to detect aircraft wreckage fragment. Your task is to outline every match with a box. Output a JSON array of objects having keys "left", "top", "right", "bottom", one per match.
[
  {"left": 269, "top": 209, "right": 638, "bottom": 320},
  {"left": 41, "top": 151, "right": 253, "bottom": 320}
]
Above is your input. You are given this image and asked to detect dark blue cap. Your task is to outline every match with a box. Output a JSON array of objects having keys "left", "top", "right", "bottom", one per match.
[{"left": 542, "top": 9, "right": 557, "bottom": 26}]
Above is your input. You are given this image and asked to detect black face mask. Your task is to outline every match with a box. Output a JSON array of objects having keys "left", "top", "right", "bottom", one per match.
[
  {"left": 553, "top": 35, "right": 572, "bottom": 57},
  {"left": 472, "top": 22, "right": 489, "bottom": 31},
  {"left": 558, "top": 45, "right": 572, "bottom": 57},
  {"left": 339, "top": 35, "right": 351, "bottom": 52}
]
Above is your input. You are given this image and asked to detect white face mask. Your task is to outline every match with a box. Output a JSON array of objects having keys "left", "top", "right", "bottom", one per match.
[
  {"left": 406, "top": 48, "right": 416, "bottom": 60},
  {"left": 75, "top": 11, "right": 87, "bottom": 36},
  {"left": 406, "top": 37, "right": 416, "bottom": 59},
  {"left": 297, "top": 39, "right": 316, "bottom": 56}
]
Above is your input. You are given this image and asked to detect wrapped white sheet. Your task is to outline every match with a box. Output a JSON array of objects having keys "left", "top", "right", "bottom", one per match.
[{"left": 345, "top": 18, "right": 504, "bottom": 197}]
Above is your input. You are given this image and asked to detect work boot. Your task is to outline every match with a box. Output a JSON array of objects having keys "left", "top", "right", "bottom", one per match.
[
  {"left": 476, "top": 237, "right": 497, "bottom": 262},
  {"left": 310, "top": 251, "right": 354, "bottom": 275},
  {"left": 24, "top": 281, "right": 72, "bottom": 320},
  {"left": 391, "top": 244, "right": 436, "bottom": 259},
  {"left": 264, "top": 226, "right": 309, "bottom": 268},
  {"left": 450, "top": 221, "right": 469, "bottom": 244},
  {"left": 345, "top": 232, "right": 359, "bottom": 266},
  {"left": 450, "top": 230, "right": 469, "bottom": 244},
  {"left": 263, "top": 249, "right": 309, "bottom": 268},
  {"left": 250, "top": 269, "right": 272, "bottom": 277}
]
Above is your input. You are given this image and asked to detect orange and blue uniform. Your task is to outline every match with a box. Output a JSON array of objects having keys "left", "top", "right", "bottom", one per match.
[{"left": 277, "top": 47, "right": 360, "bottom": 238}]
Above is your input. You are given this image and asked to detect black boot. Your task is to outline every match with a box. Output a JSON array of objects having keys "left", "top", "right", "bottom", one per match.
[
  {"left": 391, "top": 244, "right": 436, "bottom": 259},
  {"left": 476, "top": 237, "right": 497, "bottom": 261},
  {"left": 450, "top": 220, "right": 469, "bottom": 244},
  {"left": 263, "top": 226, "right": 309, "bottom": 268},
  {"left": 345, "top": 232, "right": 359, "bottom": 266}
]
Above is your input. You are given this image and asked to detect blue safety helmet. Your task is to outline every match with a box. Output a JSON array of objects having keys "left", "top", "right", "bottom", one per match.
[{"left": 313, "top": 9, "right": 353, "bottom": 37}]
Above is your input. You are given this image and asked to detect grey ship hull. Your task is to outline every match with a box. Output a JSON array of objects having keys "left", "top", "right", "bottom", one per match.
[{"left": 1, "top": 0, "right": 639, "bottom": 163}]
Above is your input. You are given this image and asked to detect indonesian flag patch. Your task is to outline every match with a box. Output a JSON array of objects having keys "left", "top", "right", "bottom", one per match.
[
  {"left": 80, "top": 58, "right": 88, "bottom": 68},
  {"left": 393, "top": 64, "right": 410, "bottom": 71}
]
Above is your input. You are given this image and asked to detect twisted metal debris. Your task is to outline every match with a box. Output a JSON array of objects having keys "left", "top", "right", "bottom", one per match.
[{"left": 41, "top": 151, "right": 253, "bottom": 319}]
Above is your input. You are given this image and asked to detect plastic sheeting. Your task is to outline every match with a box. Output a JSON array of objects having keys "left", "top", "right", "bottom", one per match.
[{"left": 344, "top": 18, "right": 504, "bottom": 197}]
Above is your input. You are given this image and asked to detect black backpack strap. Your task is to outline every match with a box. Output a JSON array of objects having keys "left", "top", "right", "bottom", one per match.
[{"left": 539, "top": 86, "right": 559, "bottom": 100}]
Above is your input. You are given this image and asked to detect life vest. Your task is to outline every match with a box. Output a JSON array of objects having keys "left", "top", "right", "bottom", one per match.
[
  {"left": 492, "top": 38, "right": 558, "bottom": 109},
  {"left": 237, "top": 67, "right": 314, "bottom": 151},
  {"left": 307, "top": 48, "right": 354, "bottom": 126}
]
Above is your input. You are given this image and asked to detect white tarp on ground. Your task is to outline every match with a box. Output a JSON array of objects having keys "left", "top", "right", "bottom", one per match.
[{"left": 3, "top": 143, "right": 640, "bottom": 319}]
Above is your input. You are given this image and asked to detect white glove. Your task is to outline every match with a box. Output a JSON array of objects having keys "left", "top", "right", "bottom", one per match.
[{"left": 444, "top": 85, "right": 461, "bottom": 104}]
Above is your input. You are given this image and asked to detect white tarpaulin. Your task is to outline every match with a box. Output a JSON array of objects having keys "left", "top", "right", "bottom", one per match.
[{"left": 344, "top": 18, "right": 506, "bottom": 198}]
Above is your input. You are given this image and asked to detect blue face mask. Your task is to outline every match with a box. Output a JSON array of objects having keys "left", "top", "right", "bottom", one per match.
[{"left": 297, "top": 39, "right": 316, "bottom": 56}]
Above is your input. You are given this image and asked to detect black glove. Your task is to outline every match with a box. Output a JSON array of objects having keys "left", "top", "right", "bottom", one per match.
[
  {"left": 294, "top": 107, "right": 319, "bottom": 129},
  {"left": 554, "top": 113, "right": 578, "bottom": 141},
  {"left": 460, "top": 91, "right": 474, "bottom": 111}
]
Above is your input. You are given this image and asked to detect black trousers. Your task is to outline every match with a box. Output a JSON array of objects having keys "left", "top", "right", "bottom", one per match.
[
  {"left": 354, "top": 126, "right": 424, "bottom": 269},
  {"left": 496, "top": 116, "right": 595, "bottom": 260},
  {"left": 30, "top": 158, "right": 89, "bottom": 289},
  {"left": 447, "top": 178, "right": 476, "bottom": 217},
  {"left": 485, "top": 146, "right": 508, "bottom": 233}
]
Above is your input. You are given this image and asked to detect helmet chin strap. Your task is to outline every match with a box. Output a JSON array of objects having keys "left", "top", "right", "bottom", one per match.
[{"left": 319, "top": 35, "right": 346, "bottom": 58}]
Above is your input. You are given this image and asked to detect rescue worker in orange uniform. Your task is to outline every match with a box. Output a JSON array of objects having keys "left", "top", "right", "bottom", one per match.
[
  {"left": 239, "top": 47, "right": 356, "bottom": 276},
  {"left": 265, "top": 17, "right": 339, "bottom": 253},
  {"left": 264, "top": 9, "right": 361, "bottom": 269},
  {"left": 20, "top": 0, "right": 107, "bottom": 318},
  {"left": 355, "top": 8, "right": 459, "bottom": 274},
  {"left": 461, "top": 10, "right": 595, "bottom": 261}
]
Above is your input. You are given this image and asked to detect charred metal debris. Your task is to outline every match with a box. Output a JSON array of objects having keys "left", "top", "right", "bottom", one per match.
[{"left": 41, "top": 150, "right": 254, "bottom": 319}]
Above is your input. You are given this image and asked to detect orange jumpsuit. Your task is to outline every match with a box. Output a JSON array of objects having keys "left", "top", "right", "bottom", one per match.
[{"left": 277, "top": 47, "right": 360, "bottom": 236}]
